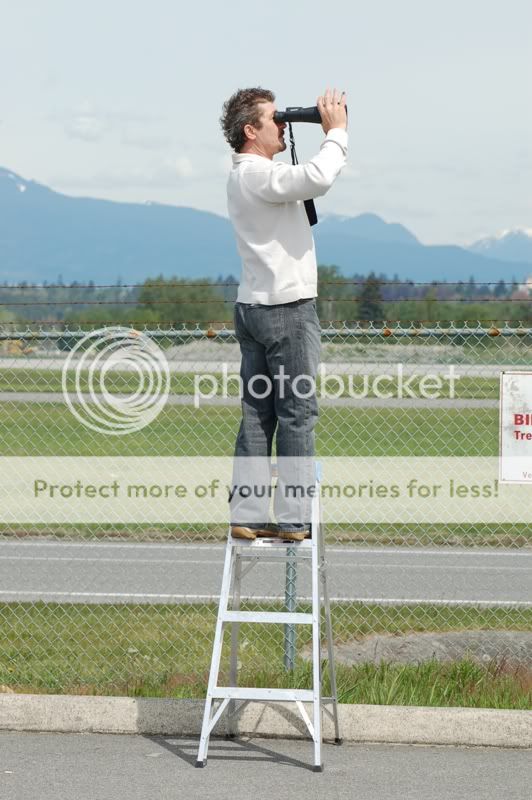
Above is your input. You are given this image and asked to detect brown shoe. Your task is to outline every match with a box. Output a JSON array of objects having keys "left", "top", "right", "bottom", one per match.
[
  {"left": 278, "top": 529, "right": 311, "bottom": 542},
  {"left": 230, "top": 526, "right": 274, "bottom": 540}
]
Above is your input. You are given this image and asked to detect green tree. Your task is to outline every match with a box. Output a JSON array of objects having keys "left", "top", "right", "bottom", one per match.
[
  {"left": 357, "top": 272, "right": 384, "bottom": 323},
  {"left": 317, "top": 264, "right": 357, "bottom": 323},
  {"left": 137, "top": 275, "right": 229, "bottom": 324}
]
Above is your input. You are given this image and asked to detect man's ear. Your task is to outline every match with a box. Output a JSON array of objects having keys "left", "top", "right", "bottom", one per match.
[{"left": 243, "top": 123, "right": 256, "bottom": 142}]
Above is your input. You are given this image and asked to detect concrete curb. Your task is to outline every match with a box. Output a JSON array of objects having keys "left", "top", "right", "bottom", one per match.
[{"left": 1, "top": 694, "right": 531, "bottom": 748}]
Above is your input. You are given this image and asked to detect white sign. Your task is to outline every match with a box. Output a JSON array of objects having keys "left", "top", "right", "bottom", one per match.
[{"left": 499, "top": 371, "right": 532, "bottom": 483}]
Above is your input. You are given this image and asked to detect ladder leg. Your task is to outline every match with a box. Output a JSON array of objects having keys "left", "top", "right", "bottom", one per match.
[
  {"left": 196, "top": 534, "right": 235, "bottom": 767},
  {"left": 227, "top": 552, "right": 242, "bottom": 737},
  {"left": 196, "top": 696, "right": 214, "bottom": 768},
  {"left": 283, "top": 545, "right": 297, "bottom": 670},
  {"left": 318, "top": 485, "right": 342, "bottom": 744},
  {"left": 322, "top": 555, "right": 341, "bottom": 743},
  {"left": 311, "top": 488, "right": 323, "bottom": 772}
]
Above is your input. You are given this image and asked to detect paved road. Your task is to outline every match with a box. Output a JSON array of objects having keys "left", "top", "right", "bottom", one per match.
[
  {"left": 0, "top": 391, "right": 499, "bottom": 408},
  {"left": 0, "top": 732, "right": 529, "bottom": 800},
  {"left": 0, "top": 357, "right": 515, "bottom": 376},
  {"left": 0, "top": 540, "right": 530, "bottom": 606}
]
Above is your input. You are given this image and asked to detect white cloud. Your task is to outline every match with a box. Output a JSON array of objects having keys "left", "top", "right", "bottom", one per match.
[
  {"left": 64, "top": 106, "right": 108, "bottom": 142},
  {"left": 57, "top": 102, "right": 167, "bottom": 144},
  {"left": 49, "top": 157, "right": 200, "bottom": 191},
  {"left": 121, "top": 130, "right": 172, "bottom": 150}
]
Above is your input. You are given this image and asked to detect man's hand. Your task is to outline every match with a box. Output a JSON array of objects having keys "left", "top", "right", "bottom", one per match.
[{"left": 317, "top": 87, "right": 347, "bottom": 134}]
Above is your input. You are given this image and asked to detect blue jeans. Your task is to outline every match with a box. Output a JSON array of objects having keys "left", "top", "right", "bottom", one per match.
[{"left": 230, "top": 298, "right": 321, "bottom": 532}]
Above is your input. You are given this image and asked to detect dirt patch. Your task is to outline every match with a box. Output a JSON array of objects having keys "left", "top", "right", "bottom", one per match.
[{"left": 321, "top": 631, "right": 532, "bottom": 667}]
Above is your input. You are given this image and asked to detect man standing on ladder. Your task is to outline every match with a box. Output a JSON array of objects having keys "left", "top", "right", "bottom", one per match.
[{"left": 220, "top": 87, "right": 348, "bottom": 542}]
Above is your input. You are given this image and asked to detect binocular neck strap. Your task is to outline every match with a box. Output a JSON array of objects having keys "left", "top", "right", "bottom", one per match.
[
  {"left": 288, "top": 122, "right": 299, "bottom": 167},
  {"left": 288, "top": 123, "right": 317, "bottom": 227}
]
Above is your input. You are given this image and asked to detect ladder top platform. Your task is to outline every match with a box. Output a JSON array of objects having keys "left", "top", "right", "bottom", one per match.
[{"left": 229, "top": 536, "right": 313, "bottom": 550}]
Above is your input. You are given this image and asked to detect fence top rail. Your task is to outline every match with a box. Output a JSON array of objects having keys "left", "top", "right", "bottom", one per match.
[{"left": 1, "top": 321, "right": 532, "bottom": 341}]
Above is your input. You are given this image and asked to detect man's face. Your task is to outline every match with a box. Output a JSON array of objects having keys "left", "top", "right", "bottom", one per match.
[{"left": 246, "top": 101, "right": 286, "bottom": 159}]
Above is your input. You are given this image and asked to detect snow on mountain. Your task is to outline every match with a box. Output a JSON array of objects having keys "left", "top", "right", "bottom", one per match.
[{"left": 469, "top": 228, "right": 532, "bottom": 264}]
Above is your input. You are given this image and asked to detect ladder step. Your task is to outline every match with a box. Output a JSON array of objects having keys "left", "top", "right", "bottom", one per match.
[
  {"left": 211, "top": 687, "right": 314, "bottom": 702},
  {"left": 222, "top": 610, "right": 312, "bottom": 624}
]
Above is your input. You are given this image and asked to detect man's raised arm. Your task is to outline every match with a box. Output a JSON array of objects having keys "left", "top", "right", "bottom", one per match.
[{"left": 242, "top": 87, "right": 348, "bottom": 204}]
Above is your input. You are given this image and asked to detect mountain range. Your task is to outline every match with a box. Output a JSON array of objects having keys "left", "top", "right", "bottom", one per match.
[
  {"left": 468, "top": 229, "right": 532, "bottom": 264},
  {"left": 1, "top": 166, "right": 531, "bottom": 285}
]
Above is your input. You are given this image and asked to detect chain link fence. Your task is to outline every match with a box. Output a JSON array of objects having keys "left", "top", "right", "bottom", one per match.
[{"left": 0, "top": 320, "right": 531, "bottom": 696}]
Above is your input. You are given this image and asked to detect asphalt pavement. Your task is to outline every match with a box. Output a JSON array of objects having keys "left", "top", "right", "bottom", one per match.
[{"left": 0, "top": 731, "right": 530, "bottom": 800}]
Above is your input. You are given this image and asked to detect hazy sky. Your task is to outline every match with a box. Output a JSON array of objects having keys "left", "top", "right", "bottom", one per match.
[{"left": 1, "top": 0, "right": 530, "bottom": 244}]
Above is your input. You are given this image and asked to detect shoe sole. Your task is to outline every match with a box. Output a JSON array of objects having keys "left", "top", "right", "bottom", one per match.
[{"left": 230, "top": 527, "right": 257, "bottom": 540}]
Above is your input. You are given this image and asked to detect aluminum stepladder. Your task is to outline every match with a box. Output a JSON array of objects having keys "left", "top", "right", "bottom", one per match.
[{"left": 196, "top": 462, "right": 341, "bottom": 772}]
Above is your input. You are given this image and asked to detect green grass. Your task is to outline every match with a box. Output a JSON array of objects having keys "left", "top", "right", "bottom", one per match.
[
  {"left": 0, "top": 368, "right": 502, "bottom": 399},
  {"left": 0, "top": 522, "right": 529, "bottom": 548},
  {"left": 0, "top": 402, "right": 499, "bottom": 457},
  {"left": 236, "top": 659, "right": 532, "bottom": 710},
  {"left": 0, "top": 369, "right": 213, "bottom": 396},
  {"left": 1, "top": 601, "right": 530, "bottom": 708}
]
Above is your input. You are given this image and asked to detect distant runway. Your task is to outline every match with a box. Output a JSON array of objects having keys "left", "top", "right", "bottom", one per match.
[
  {"left": 0, "top": 392, "right": 498, "bottom": 408},
  {"left": 0, "top": 357, "right": 513, "bottom": 377},
  {"left": 0, "top": 540, "right": 530, "bottom": 606}
]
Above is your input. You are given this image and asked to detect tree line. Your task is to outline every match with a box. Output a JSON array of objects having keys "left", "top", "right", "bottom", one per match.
[{"left": 0, "top": 269, "right": 529, "bottom": 327}]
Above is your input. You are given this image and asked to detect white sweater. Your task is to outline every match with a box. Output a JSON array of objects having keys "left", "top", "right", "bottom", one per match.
[{"left": 227, "top": 128, "right": 348, "bottom": 305}]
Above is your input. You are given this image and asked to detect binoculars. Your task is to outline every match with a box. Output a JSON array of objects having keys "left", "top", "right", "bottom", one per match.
[
  {"left": 273, "top": 106, "right": 321, "bottom": 124},
  {"left": 273, "top": 105, "right": 347, "bottom": 124}
]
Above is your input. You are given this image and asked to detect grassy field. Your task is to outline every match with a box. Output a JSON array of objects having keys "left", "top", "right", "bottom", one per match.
[
  {"left": 1, "top": 601, "right": 530, "bottom": 708},
  {"left": 0, "top": 402, "right": 499, "bottom": 456},
  {"left": 1, "top": 521, "right": 528, "bottom": 548}
]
